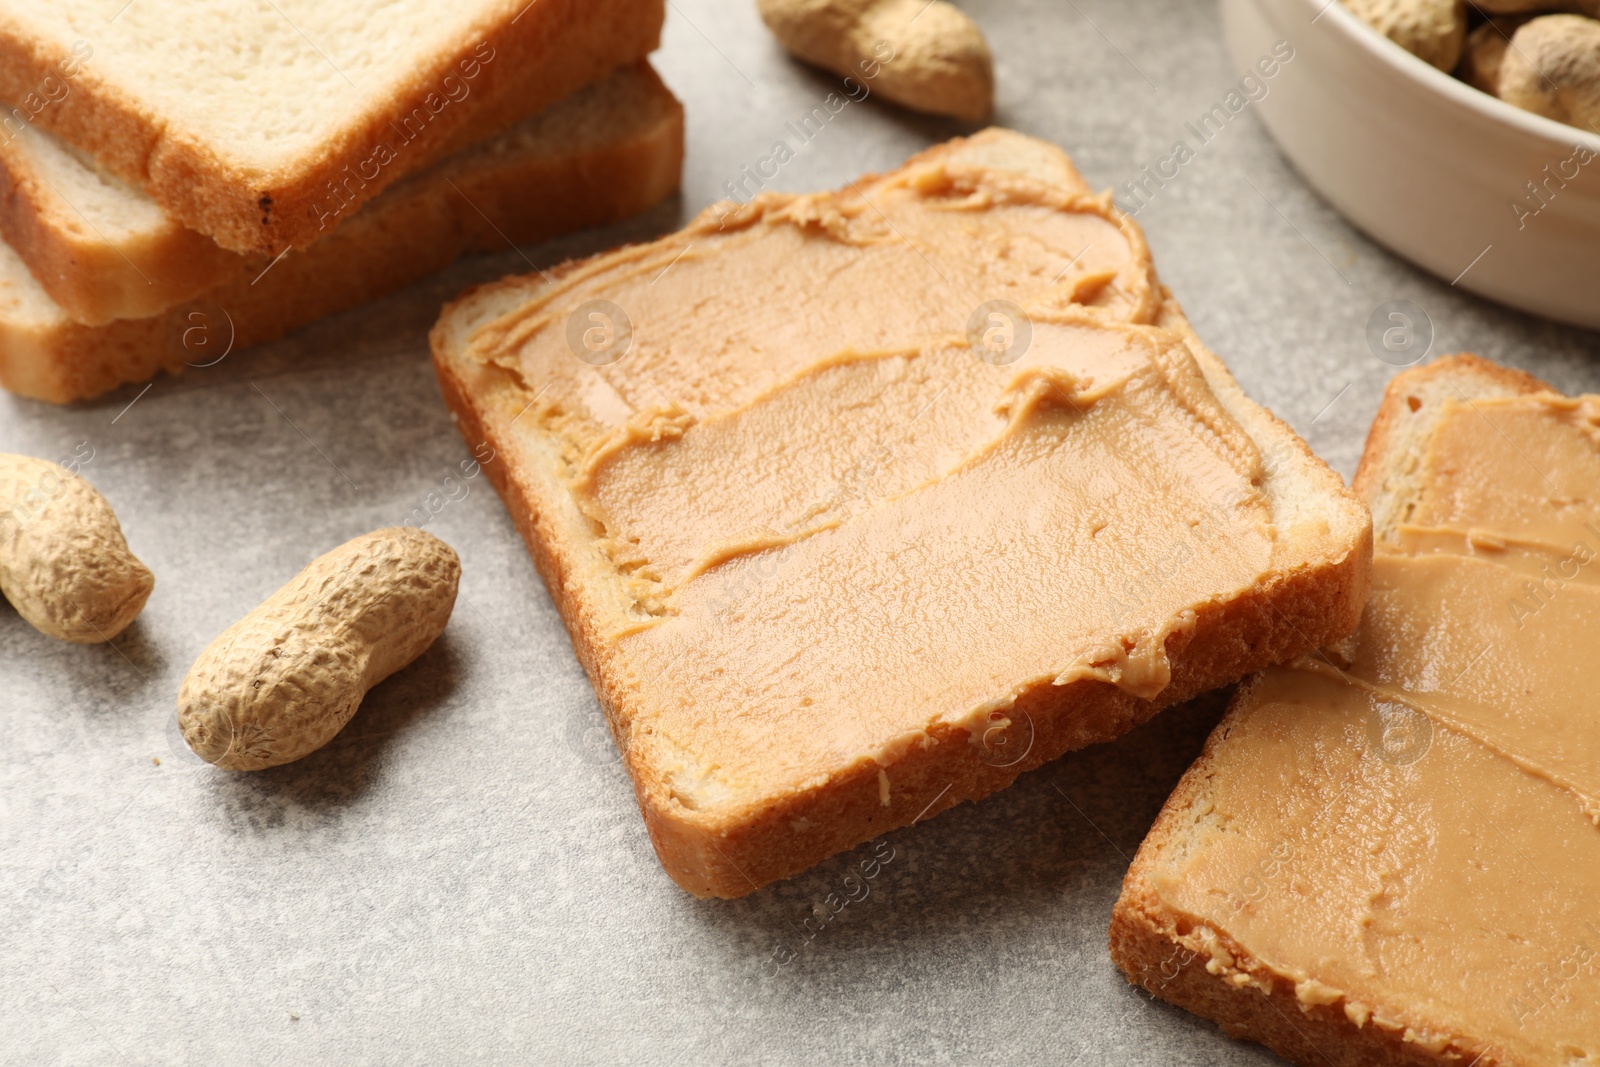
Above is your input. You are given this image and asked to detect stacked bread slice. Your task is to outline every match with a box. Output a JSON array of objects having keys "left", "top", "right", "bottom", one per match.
[{"left": 0, "top": 1, "right": 682, "bottom": 403}]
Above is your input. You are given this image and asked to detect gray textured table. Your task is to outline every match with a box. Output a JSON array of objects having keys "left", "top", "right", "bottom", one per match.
[{"left": 4, "top": 2, "right": 1595, "bottom": 1064}]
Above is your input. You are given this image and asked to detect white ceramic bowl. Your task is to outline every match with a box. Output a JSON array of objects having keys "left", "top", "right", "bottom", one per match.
[{"left": 1221, "top": 0, "right": 1600, "bottom": 330}]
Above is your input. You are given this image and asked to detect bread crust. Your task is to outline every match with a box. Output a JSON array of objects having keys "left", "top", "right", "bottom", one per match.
[
  {"left": 0, "top": 0, "right": 662, "bottom": 256},
  {"left": 1108, "top": 688, "right": 1488, "bottom": 1066},
  {"left": 1110, "top": 354, "right": 1560, "bottom": 1067},
  {"left": 436, "top": 337, "right": 1370, "bottom": 895},
  {"left": 0, "top": 63, "right": 685, "bottom": 404},
  {"left": 1353, "top": 354, "right": 1553, "bottom": 541},
  {"left": 0, "top": 136, "right": 240, "bottom": 325},
  {"left": 428, "top": 130, "right": 1373, "bottom": 898},
  {"left": 436, "top": 331, "right": 1368, "bottom": 898}
]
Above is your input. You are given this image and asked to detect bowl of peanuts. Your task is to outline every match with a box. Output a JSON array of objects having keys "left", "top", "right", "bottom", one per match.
[{"left": 1221, "top": 0, "right": 1600, "bottom": 330}]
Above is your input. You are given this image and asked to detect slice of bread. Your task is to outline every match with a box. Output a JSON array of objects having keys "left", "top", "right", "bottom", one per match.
[
  {"left": 1352, "top": 355, "right": 1552, "bottom": 545},
  {"left": 0, "top": 125, "right": 241, "bottom": 325},
  {"left": 0, "top": 62, "right": 684, "bottom": 405},
  {"left": 1110, "top": 355, "right": 1595, "bottom": 1067},
  {"left": 429, "top": 129, "right": 1372, "bottom": 898},
  {"left": 0, "top": 0, "right": 662, "bottom": 255}
]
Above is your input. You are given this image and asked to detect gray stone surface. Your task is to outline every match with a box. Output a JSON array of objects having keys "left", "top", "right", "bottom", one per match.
[{"left": 2, "top": 1, "right": 1595, "bottom": 1064}]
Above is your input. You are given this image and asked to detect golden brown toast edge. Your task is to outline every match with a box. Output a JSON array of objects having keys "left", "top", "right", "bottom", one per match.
[
  {"left": 0, "top": 62, "right": 684, "bottom": 404},
  {"left": 0, "top": 0, "right": 663, "bottom": 255}
]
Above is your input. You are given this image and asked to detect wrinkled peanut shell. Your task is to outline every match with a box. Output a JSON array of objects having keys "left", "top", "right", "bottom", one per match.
[
  {"left": 759, "top": 0, "right": 994, "bottom": 121},
  {"left": 0, "top": 452, "right": 153, "bottom": 643},
  {"left": 1343, "top": 0, "right": 1467, "bottom": 71},
  {"left": 1499, "top": 14, "right": 1600, "bottom": 132},
  {"left": 177, "top": 527, "right": 460, "bottom": 770}
]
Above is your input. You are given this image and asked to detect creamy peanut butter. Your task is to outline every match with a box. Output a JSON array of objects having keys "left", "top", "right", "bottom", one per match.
[
  {"left": 465, "top": 151, "right": 1160, "bottom": 467},
  {"left": 462, "top": 153, "right": 1283, "bottom": 809},
  {"left": 1147, "top": 394, "right": 1600, "bottom": 1065}
]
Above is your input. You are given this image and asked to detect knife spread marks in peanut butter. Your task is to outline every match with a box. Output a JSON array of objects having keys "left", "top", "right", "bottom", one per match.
[
  {"left": 462, "top": 153, "right": 1281, "bottom": 805},
  {"left": 464, "top": 154, "right": 1161, "bottom": 467},
  {"left": 1148, "top": 395, "right": 1600, "bottom": 1064}
]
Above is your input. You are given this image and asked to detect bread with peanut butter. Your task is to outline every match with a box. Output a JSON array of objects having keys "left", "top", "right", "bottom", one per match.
[
  {"left": 1112, "top": 354, "right": 1600, "bottom": 1066},
  {"left": 430, "top": 129, "right": 1372, "bottom": 898}
]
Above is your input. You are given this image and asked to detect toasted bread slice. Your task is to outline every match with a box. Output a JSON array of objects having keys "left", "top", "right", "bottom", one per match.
[
  {"left": 0, "top": 124, "right": 242, "bottom": 325},
  {"left": 429, "top": 129, "right": 1371, "bottom": 898},
  {"left": 1352, "top": 354, "right": 1553, "bottom": 544},
  {"left": 0, "top": 62, "right": 683, "bottom": 404},
  {"left": 0, "top": 0, "right": 662, "bottom": 255},
  {"left": 1112, "top": 355, "right": 1600, "bottom": 1066}
]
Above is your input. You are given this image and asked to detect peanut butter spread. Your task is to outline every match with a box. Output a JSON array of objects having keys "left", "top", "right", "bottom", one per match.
[
  {"left": 463, "top": 154, "right": 1281, "bottom": 807},
  {"left": 1148, "top": 396, "right": 1600, "bottom": 1064}
]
